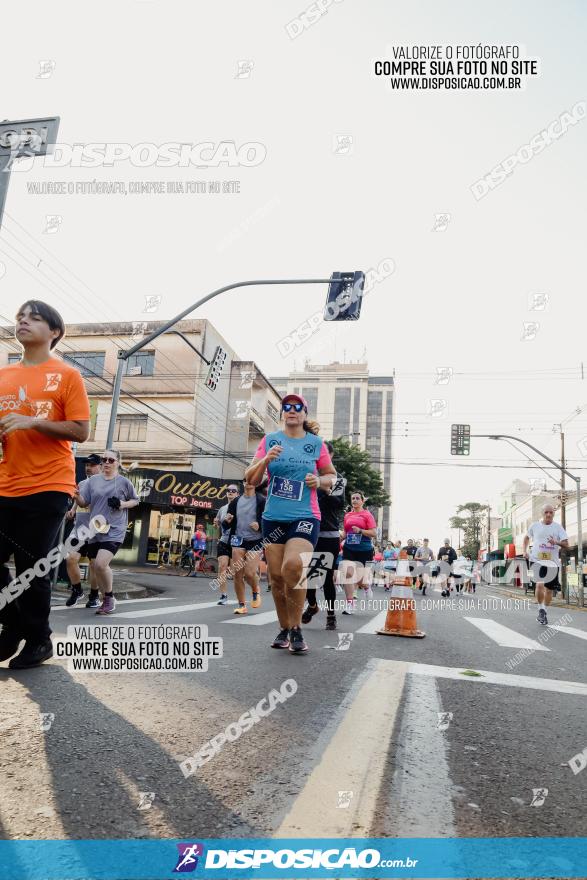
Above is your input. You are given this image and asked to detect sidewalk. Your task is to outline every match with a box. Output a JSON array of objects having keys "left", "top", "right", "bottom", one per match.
[{"left": 484, "top": 581, "right": 586, "bottom": 611}]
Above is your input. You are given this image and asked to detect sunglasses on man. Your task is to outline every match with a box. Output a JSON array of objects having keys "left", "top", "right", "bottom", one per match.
[{"left": 282, "top": 402, "right": 305, "bottom": 413}]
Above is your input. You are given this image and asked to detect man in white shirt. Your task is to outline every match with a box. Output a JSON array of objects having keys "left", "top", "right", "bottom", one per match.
[
  {"left": 523, "top": 504, "right": 569, "bottom": 626},
  {"left": 414, "top": 538, "right": 434, "bottom": 594}
]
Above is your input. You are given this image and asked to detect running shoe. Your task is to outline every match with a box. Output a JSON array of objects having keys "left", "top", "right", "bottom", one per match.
[
  {"left": 217, "top": 594, "right": 228, "bottom": 606},
  {"left": 233, "top": 604, "right": 248, "bottom": 615},
  {"left": 9, "top": 639, "right": 53, "bottom": 669},
  {"left": 325, "top": 614, "right": 337, "bottom": 631},
  {"left": 85, "top": 595, "right": 101, "bottom": 609},
  {"left": 365, "top": 586, "right": 374, "bottom": 600},
  {"left": 301, "top": 604, "right": 319, "bottom": 624},
  {"left": 96, "top": 594, "right": 116, "bottom": 615},
  {"left": 537, "top": 608, "right": 548, "bottom": 625},
  {"left": 251, "top": 592, "right": 261, "bottom": 609},
  {"left": 342, "top": 599, "right": 355, "bottom": 615},
  {"left": 271, "top": 628, "right": 290, "bottom": 649},
  {"left": 0, "top": 629, "right": 22, "bottom": 662},
  {"left": 289, "top": 626, "right": 308, "bottom": 654},
  {"left": 66, "top": 585, "right": 84, "bottom": 607}
]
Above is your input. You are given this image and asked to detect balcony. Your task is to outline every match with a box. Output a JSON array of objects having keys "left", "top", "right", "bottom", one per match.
[{"left": 249, "top": 407, "right": 265, "bottom": 436}]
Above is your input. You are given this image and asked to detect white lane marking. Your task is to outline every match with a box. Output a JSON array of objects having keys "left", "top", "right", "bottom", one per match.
[
  {"left": 386, "top": 674, "right": 456, "bottom": 837},
  {"left": 51, "top": 597, "right": 173, "bottom": 611},
  {"left": 276, "top": 659, "right": 409, "bottom": 837},
  {"left": 547, "top": 624, "right": 587, "bottom": 641},
  {"left": 464, "top": 617, "right": 549, "bottom": 651},
  {"left": 113, "top": 600, "right": 236, "bottom": 619},
  {"left": 409, "top": 662, "right": 587, "bottom": 696},
  {"left": 224, "top": 610, "right": 278, "bottom": 626},
  {"left": 356, "top": 609, "right": 389, "bottom": 634}
]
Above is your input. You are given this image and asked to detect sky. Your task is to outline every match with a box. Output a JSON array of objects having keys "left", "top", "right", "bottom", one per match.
[{"left": 1, "top": 0, "right": 586, "bottom": 545}]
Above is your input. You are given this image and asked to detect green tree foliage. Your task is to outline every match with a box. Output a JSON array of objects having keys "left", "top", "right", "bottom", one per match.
[
  {"left": 330, "top": 438, "right": 391, "bottom": 510},
  {"left": 449, "top": 502, "right": 489, "bottom": 559}
]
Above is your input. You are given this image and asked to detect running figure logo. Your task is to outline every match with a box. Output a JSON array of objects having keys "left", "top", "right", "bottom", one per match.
[
  {"left": 137, "top": 792, "right": 155, "bottom": 811},
  {"left": 436, "top": 711, "right": 453, "bottom": 731},
  {"left": 44, "top": 373, "right": 62, "bottom": 391},
  {"left": 39, "top": 712, "right": 55, "bottom": 731},
  {"left": 530, "top": 788, "right": 548, "bottom": 807},
  {"left": 335, "top": 633, "right": 353, "bottom": 651},
  {"left": 173, "top": 843, "right": 204, "bottom": 873}
]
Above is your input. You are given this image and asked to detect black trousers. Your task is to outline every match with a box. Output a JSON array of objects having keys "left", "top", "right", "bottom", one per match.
[
  {"left": 305, "top": 536, "right": 340, "bottom": 613},
  {"left": 0, "top": 491, "right": 69, "bottom": 641}
]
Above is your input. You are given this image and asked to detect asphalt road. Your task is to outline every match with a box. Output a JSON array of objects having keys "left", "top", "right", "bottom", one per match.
[{"left": 1, "top": 572, "right": 586, "bottom": 845}]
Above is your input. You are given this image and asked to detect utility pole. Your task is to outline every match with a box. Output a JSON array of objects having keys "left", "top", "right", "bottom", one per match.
[
  {"left": 560, "top": 427, "right": 568, "bottom": 600},
  {"left": 474, "top": 434, "right": 583, "bottom": 607},
  {"left": 487, "top": 504, "right": 491, "bottom": 555}
]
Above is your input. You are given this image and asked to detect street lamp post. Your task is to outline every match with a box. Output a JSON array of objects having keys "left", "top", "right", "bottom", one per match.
[
  {"left": 105, "top": 277, "right": 347, "bottom": 449},
  {"left": 474, "top": 434, "right": 583, "bottom": 606}
]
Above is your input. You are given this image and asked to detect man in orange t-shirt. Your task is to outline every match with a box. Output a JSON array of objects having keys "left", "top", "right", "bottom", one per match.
[{"left": 0, "top": 300, "right": 90, "bottom": 669}]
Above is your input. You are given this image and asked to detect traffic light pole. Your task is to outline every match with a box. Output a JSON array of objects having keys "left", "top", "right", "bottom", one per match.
[
  {"left": 474, "top": 433, "right": 584, "bottom": 606},
  {"left": 105, "top": 277, "right": 334, "bottom": 449}
]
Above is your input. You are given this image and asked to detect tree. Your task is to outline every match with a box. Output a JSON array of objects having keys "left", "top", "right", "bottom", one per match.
[
  {"left": 448, "top": 515, "right": 468, "bottom": 549},
  {"left": 329, "top": 437, "right": 391, "bottom": 510},
  {"left": 449, "top": 502, "right": 489, "bottom": 559}
]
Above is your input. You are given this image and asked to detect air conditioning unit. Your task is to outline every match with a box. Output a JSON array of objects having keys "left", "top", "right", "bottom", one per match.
[{"left": 127, "top": 366, "right": 143, "bottom": 376}]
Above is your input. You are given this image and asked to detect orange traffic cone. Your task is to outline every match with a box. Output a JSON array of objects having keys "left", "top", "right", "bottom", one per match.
[
  {"left": 377, "top": 552, "right": 425, "bottom": 638},
  {"left": 393, "top": 550, "right": 413, "bottom": 586}
]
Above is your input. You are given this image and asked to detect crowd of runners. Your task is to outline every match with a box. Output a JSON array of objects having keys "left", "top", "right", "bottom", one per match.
[{"left": 0, "top": 299, "right": 573, "bottom": 666}]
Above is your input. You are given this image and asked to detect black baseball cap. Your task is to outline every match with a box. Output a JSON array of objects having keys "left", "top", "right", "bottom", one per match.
[{"left": 86, "top": 453, "right": 102, "bottom": 465}]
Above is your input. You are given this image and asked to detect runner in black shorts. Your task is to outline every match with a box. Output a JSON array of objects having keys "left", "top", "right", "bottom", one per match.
[
  {"left": 65, "top": 453, "right": 102, "bottom": 607},
  {"left": 340, "top": 492, "right": 377, "bottom": 615},
  {"left": 523, "top": 504, "right": 568, "bottom": 625},
  {"left": 214, "top": 484, "right": 239, "bottom": 605},
  {"left": 245, "top": 395, "right": 335, "bottom": 654},
  {"left": 75, "top": 450, "right": 139, "bottom": 615},
  {"left": 222, "top": 478, "right": 266, "bottom": 615}
]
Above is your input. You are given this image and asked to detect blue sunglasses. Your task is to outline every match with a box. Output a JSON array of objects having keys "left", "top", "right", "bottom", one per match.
[{"left": 282, "top": 402, "right": 305, "bottom": 413}]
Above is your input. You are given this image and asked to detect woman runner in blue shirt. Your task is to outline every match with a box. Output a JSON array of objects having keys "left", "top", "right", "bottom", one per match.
[{"left": 245, "top": 394, "right": 336, "bottom": 654}]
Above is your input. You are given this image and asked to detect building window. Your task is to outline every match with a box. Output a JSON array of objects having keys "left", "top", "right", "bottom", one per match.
[
  {"left": 7, "top": 353, "right": 20, "bottom": 364},
  {"left": 125, "top": 351, "right": 155, "bottom": 377},
  {"left": 266, "top": 401, "right": 279, "bottom": 423},
  {"left": 63, "top": 351, "right": 106, "bottom": 378},
  {"left": 352, "top": 387, "right": 361, "bottom": 440},
  {"left": 115, "top": 414, "right": 148, "bottom": 442},
  {"left": 301, "top": 387, "right": 318, "bottom": 417},
  {"left": 366, "top": 391, "right": 383, "bottom": 454},
  {"left": 333, "top": 388, "right": 351, "bottom": 439}
]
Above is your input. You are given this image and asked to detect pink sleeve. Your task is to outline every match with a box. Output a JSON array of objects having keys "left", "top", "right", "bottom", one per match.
[
  {"left": 254, "top": 437, "right": 267, "bottom": 459},
  {"left": 317, "top": 442, "right": 332, "bottom": 470},
  {"left": 365, "top": 511, "right": 377, "bottom": 529}
]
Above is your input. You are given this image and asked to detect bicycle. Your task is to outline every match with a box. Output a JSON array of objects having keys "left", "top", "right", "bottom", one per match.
[{"left": 177, "top": 548, "right": 218, "bottom": 577}]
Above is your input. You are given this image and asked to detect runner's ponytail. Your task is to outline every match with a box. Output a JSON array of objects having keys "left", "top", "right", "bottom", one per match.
[{"left": 303, "top": 419, "right": 320, "bottom": 435}]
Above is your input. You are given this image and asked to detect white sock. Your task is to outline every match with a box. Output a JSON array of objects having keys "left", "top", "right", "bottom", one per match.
[{"left": 539, "top": 602, "right": 546, "bottom": 611}]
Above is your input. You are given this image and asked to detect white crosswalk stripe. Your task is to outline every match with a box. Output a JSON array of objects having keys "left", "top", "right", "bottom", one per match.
[
  {"left": 355, "top": 609, "right": 389, "bottom": 634},
  {"left": 224, "top": 610, "right": 278, "bottom": 626},
  {"left": 547, "top": 624, "right": 587, "bottom": 641},
  {"left": 113, "top": 600, "right": 236, "bottom": 619},
  {"left": 464, "top": 617, "right": 550, "bottom": 651},
  {"left": 51, "top": 597, "right": 173, "bottom": 611}
]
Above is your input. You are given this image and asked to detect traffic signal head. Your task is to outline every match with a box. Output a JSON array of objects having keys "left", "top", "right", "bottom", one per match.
[{"left": 324, "top": 271, "right": 365, "bottom": 321}]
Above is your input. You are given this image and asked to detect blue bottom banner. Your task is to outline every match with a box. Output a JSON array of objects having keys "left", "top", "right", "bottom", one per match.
[{"left": 0, "top": 837, "right": 585, "bottom": 879}]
